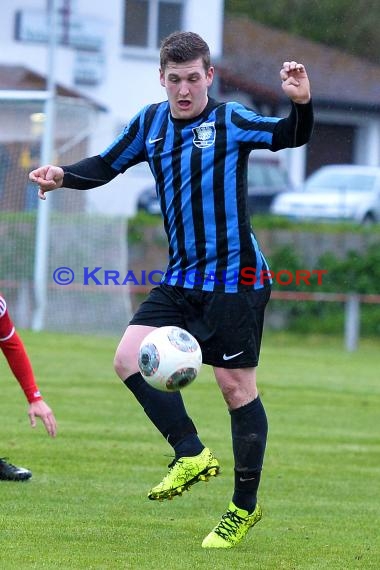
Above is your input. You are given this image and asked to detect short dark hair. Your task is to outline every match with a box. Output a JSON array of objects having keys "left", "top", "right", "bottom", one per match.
[{"left": 160, "top": 31, "right": 211, "bottom": 73}]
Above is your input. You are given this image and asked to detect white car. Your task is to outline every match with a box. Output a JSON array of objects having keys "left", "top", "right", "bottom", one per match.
[{"left": 270, "top": 164, "right": 380, "bottom": 224}]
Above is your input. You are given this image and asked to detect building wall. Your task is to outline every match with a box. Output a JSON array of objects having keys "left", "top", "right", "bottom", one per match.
[{"left": 0, "top": 0, "right": 224, "bottom": 216}]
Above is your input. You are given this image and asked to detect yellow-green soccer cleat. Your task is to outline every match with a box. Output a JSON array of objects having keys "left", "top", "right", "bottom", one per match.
[
  {"left": 202, "top": 502, "right": 262, "bottom": 548},
  {"left": 148, "top": 447, "right": 220, "bottom": 501}
]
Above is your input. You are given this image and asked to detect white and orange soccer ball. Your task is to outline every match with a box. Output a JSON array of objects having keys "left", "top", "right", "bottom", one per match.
[{"left": 138, "top": 326, "right": 202, "bottom": 392}]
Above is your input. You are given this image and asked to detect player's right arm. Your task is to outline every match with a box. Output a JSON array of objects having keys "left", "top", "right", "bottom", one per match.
[
  {"left": 29, "top": 106, "right": 149, "bottom": 200},
  {"left": 29, "top": 165, "right": 64, "bottom": 200},
  {"left": 29, "top": 156, "right": 118, "bottom": 200}
]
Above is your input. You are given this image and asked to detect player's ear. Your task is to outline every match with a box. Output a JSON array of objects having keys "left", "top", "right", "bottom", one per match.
[
  {"left": 206, "top": 66, "right": 214, "bottom": 87},
  {"left": 159, "top": 68, "right": 165, "bottom": 87}
]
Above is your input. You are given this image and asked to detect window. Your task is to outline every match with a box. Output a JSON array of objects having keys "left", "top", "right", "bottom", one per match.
[
  {"left": 123, "top": 0, "right": 184, "bottom": 50},
  {"left": 248, "top": 160, "right": 289, "bottom": 190}
]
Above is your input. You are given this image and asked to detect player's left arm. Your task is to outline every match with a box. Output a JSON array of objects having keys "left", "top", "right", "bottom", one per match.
[
  {"left": 280, "top": 61, "right": 311, "bottom": 104},
  {"left": 1, "top": 331, "right": 57, "bottom": 437},
  {"left": 271, "top": 101, "right": 314, "bottom": 150},
  {"left": 28, "top": 400, "right": 57, "bottom": 437},
  {"left": 0, "top": 297, "right": 57, "bottom": 437},
  {"left": 271, "top": 62, "right": 313, "bottom": 151}
]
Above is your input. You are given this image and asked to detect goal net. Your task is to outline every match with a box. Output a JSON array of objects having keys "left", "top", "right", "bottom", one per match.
[{"left": 0, "top": 93, "right": 131, "bottom": 337}]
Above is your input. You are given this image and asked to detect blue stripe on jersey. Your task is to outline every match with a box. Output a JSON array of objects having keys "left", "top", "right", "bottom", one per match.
[{"left": 250, "top": 234, "right": 272, "bottom": 289}]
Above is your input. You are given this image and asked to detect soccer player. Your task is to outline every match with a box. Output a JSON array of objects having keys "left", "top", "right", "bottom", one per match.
[
  {"left": 0, "top": 295, "right": 57, "bottom": 481},
  {"left": 29, "top": 31, "right": 313, "bottom": 547}
]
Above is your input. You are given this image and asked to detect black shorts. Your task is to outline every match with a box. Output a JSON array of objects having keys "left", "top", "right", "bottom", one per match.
[{"left": 130, "top": 284, "right": 271, "bottom": 368}]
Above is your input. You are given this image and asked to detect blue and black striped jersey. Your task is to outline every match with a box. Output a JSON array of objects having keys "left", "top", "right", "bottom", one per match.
[{"left": 63, "top": 97, "right": 313, "bottom": 292}]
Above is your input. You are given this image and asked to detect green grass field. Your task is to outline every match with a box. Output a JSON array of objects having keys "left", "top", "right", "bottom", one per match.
[{"left": 0, "top": 330, "right": 379, "bottom": 569}]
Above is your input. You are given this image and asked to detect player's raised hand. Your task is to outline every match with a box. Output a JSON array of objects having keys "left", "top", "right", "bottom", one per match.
[
  {"left": 29, "top": 165, "right": 64, "bottom": 200},
  {"left": 280, "top": 61, "right": 311, "bottom": 104}
]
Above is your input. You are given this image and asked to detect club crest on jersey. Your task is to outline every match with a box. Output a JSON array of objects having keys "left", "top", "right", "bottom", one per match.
[{"left": 192, "top": 121, "right": 216, "bottom": 148}]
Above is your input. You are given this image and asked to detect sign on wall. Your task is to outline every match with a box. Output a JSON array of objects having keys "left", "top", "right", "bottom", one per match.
[{"left": 15, "top": 9, "right": 105, "bottom": 52}]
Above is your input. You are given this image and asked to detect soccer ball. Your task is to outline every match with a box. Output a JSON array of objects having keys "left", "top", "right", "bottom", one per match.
[{"left": 138, "top": 326, "right": 202, "bottom": 392}]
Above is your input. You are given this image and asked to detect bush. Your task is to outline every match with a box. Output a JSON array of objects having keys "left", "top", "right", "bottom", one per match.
[{"left": 267, "top": 244, "right": 380, "bottom": 335}]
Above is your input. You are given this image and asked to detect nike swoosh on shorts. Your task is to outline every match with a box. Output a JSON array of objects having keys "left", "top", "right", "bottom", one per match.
[{"left": 222, "top": 351, "right": 244, "bottom": 361}]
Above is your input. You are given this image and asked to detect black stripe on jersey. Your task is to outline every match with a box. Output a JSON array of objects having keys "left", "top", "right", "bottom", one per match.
[
  {"left": 143, "top": 104, "right": 160, "bottom": 135},
  {"left": 143, "top": 104, "right": 161, "bottom": 149},
  {"left": 171, "top": 127, "right": 189, "bottom": 273},
  {"left": 213, "top": 105, "right": 229, "bottom": 292},
  {"left": 231, "top": 108, "right": 278, "bottom": 133},
  {"left": 147, "top": 105, "right": 168, "bottom": 148},
  {"left": 235, "top": 147, "right": 259, "bottom": 281},
  {"left": 190, "top": 144, "right": 207, "bottom": 285}
]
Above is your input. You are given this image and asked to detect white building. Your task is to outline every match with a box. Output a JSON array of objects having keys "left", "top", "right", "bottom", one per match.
[{"left": 0, "top": 0, "right": 224, "bottom": 216}]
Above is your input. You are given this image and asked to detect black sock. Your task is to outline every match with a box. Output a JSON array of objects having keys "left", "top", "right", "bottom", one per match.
[
  {"left": 230, "top": 396, "right": 268, "bottom": 513},
  {"left": 124, "top": 372, "right": 204, "bottom": 458}
]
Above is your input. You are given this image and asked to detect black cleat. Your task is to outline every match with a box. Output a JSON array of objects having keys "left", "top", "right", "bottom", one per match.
[{"left": 0, "top": 458, "right": 32, "bottom": 481}]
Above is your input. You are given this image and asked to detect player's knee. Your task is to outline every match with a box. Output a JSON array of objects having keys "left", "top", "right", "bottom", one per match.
[
  {"left": 113, "top": 349, "right": 134, "bottom": 380},
  {"left": 113, "top": 351, "right": 125, "bottom": 379}
]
